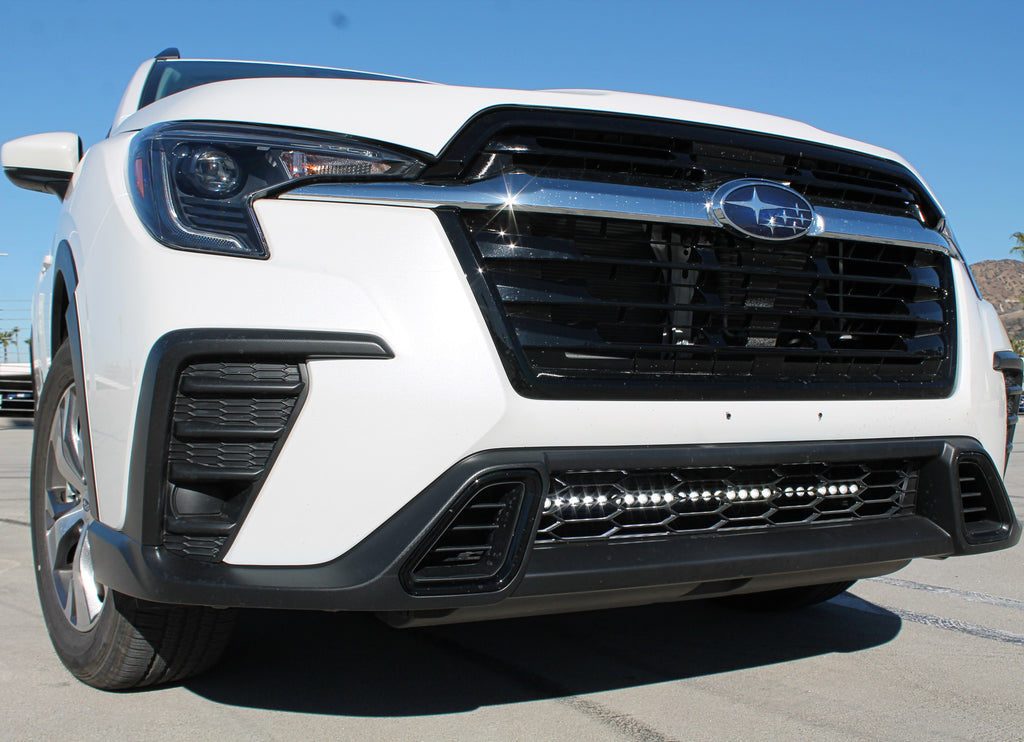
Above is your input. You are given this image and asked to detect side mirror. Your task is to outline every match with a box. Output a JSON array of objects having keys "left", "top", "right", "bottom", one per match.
[{"left": 2, "top": 132, "right": 83, "bottom": 200}]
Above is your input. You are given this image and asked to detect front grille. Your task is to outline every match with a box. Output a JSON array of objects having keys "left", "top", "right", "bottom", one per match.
[
  {"left": 431, "top": 109, "right": 940, "bottom": 225},
  {"left": 535, "top": 460, "right": 918, "bottom": 544},
  {"left": 163, "top": 361, "right": 305, "bottom": 561},
  {"left": 457, "top": 211, "right": 954, "bottom": 398}
]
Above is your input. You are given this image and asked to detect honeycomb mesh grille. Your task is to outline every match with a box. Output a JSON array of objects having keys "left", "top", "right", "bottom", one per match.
[{"left": 535, "top": 460, "right": 918, "bottom": 544}]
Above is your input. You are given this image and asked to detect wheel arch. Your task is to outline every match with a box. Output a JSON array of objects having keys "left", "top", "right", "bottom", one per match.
[
  {"left": 47, "top": 240, "right": 100, "bottom": 519},
  {"left": 50, "top": 240, "right": 77, "bottom": 362}
]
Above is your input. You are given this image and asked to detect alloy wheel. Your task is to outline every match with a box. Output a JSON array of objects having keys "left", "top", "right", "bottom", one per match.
[{"left": 41, "top": 384, "right": 105, "bottom": 631}]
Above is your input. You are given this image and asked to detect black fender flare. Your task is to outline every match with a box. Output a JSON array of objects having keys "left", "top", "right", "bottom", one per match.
[{"left": 48, "top": 241, "right": 100, "bottom": 520}]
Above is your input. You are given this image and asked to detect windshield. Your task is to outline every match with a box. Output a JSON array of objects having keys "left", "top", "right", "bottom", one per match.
[{"left": 139, "top": 60, "right": 419, "bottom": 107}]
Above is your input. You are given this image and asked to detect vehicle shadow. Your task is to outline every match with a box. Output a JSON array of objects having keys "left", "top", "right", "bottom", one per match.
[
  {"left": 0, "top": 416, "right": 34, "bottom": 428},
  {"left": 186, "top": 594, "right": 901, "bottom": 716}
]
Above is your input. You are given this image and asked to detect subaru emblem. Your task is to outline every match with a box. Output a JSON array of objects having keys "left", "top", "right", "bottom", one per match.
[{"left": 711, "top": 179, "right": 816, "bottom": 241}]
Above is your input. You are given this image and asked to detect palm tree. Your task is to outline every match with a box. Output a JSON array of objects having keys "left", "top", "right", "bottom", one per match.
[
  {"left": 10, "top": 327, "right": 20, "bottom": 362},
  {"left": 0, "top": 331, "right": 11, "bottom": 363},
  {"left": 1012, "top": 232, "right": 1024, "bottom": 259}
]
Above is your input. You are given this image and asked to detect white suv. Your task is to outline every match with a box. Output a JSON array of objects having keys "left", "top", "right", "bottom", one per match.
[{"left": 4, "top": 49, "right": 1020, "bottom": 689}]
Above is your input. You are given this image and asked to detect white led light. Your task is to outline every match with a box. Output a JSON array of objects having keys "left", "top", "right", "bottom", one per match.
[
  {"left": 738, "top": 489, "right": 748, "bottom": 499},
  {"left": 725, "top": 490, "right": 736, "bottom": 501},
  {"left": 544, "top": 498, "right": 552, "bottom": 510},
  {"left": 736, "top": 490, "right": 747, "bottom": 500},
  {"left": 583, "top": 496, "right": 594, "bottom": 505},
  {"left": 623, "top": 495, "right": 635, "bottom": 506},
  {"left": 817, "top": 486, "right": 827, "bottom": 496},
  {"left": 828, "top": 485, "right": 838, "bottom": 495},
  {"left": 569, "top": 496, "right": 580, "bottom": 506},
  {"left": 850, "top": 484, "right": 859, "bottom": 494},
  {"left": 839, "top": 485, "right": 849, "bottom": 494},
  {"left": 651, "top": 494, "right": 662, "bottom": 505},
  {"left": 638, "top": 494, "right": 649, "bottom": 505},
  {"left": 663, "top": 493, "right": 674, "bottom": 503},
  {"left": 784, "top": 487, "right": 794, "bottom": 497},
  {"left": 701, "top": 490, "right": 712, "bottom": 500},
  {"left": 597, "top": 495, "right": 608, "bottom": 504}
]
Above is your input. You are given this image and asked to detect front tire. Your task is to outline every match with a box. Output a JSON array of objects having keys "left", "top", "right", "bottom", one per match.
[{"left": 30, "top": 342, "right": 236, "bottom": 689}]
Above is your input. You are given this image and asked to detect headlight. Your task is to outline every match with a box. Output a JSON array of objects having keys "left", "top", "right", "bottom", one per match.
[{"left": 129, "top": 122, "right": 426, "bottom": 258}]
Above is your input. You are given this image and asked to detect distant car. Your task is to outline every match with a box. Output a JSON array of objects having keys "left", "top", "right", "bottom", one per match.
[
  {"left": 3, "top": 49, "right": 1021, "bottom": 690},
  {"left": 0, "top": 363, "right": 34, "bottom": 415}
]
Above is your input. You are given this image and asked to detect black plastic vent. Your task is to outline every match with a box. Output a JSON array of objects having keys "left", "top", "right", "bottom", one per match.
[
  {"left": 163, "top": 361, "right": 306, "bottom": 561},
  {"left": 456, "top": 211, "right": 955, "bottom": 399},
  {"left": 536, "top": 460, "right": 918, "bottom": 544},
  {"left": 957, "top": 456, "right": 1012, "bottom": 543},
  {"left": 405, "top": 471, "right": 541, "bottom": 594}
]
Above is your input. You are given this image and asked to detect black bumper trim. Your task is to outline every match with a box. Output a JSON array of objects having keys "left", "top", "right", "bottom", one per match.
[{"left": 90, "top": 436, "right": 1020, "bottom": 613}]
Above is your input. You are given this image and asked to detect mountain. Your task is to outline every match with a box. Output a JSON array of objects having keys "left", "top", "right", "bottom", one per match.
[{"left": 969, "top": 259, "right": 1024, "bottom": 340}]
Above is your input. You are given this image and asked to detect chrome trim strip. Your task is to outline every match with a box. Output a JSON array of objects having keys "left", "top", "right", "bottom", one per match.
[
  {"left": 282, "top": 175, "right": 953, "bottom": 253},
  {"left": 284, "top": 175, "right": 713, "bottom": 226},
  {"left": 813, "top": 207, "right": 950, "bottom": 251}
]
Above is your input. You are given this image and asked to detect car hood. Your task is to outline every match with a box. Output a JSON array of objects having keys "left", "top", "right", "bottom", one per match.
[{"left": 112, "top": 77, "right": 916, "bottom": 171}]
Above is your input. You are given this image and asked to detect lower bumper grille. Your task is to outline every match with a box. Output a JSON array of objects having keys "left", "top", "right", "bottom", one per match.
[{"left": 536, "top": 460, "right": 919, "bottom": 544}]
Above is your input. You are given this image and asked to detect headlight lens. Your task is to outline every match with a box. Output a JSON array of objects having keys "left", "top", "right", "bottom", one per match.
[{"left": 129, "top": 122, "right": 425, "bottom": 258}]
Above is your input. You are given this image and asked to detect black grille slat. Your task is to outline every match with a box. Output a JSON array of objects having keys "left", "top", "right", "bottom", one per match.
[{"left": 498, "top": 288, "right": 944, "bottom": 328}]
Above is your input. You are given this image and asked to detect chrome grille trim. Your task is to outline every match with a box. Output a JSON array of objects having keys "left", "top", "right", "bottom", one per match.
[{"left": 282, "top": 175, "right": 953, "bottom": 253}]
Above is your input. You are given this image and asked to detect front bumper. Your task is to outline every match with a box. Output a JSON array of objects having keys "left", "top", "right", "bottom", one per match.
[{"left": 88, "top": 436, "right": 1020, "bottom": 616}]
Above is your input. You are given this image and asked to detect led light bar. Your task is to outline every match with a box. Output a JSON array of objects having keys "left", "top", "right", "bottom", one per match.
[{"left": 542, "top": 482, "right": 862, "bottom": 512}]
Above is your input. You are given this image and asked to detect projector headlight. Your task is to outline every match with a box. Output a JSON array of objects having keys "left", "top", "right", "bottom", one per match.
[{"left": 129, "top": 122, "right": 426, "bottom": 258}]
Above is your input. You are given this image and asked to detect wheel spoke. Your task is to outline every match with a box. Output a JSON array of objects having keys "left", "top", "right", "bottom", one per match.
[
  {"left": 53, "top": 566, "right": 74, "bottom": 620},
  {"left": 50, "top": 394, "right": 87, "bottom": 496},
  {"left": 44, "top": 497, "right": 85, "bottom": 569},
  {"left": 72, "top": 530, "right": 104, "bottom": 624}
]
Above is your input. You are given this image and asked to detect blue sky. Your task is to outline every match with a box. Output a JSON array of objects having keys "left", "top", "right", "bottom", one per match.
[{"left": 1, "top": 0, "right": 1022, "bottom": 337}]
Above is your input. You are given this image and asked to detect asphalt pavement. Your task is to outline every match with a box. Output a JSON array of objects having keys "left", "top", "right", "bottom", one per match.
[{"left": 1, "top": 416, "right": 1021, "bottom": 741}]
